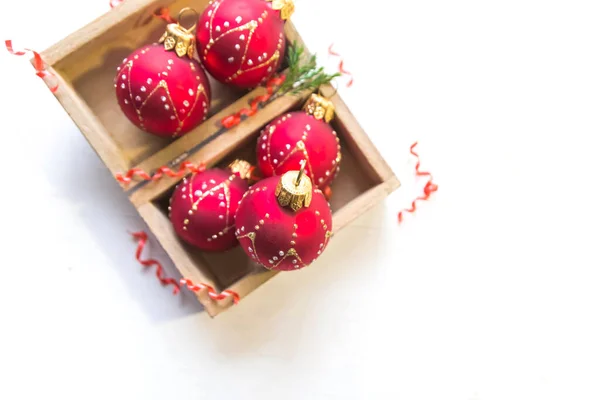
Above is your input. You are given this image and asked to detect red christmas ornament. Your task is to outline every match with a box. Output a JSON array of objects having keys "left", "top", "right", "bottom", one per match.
[
  {"left": 115, "top": 13, "right": 211, "bottom": 138},
  {"left": 256, "top": 94, "right": 341, "bottom": 189},
  {"left": 196, "top": 0, "right": 294, "bottom": 88},
  {"left": 236, "top": 165, "right": 333, "bottom": 271},
  {"left": 170, "top": 160, "right": 252, "bottom": 251}
]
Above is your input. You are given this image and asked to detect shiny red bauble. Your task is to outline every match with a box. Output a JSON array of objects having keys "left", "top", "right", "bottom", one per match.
[
  {"left": 170, "top": 168, "right": 249, "bottom": 251},
  {"left": 196, "top": 0, "right": 286, "bottom": 88},
  {"left": 256, "top": 111, "right": 341, "bottom": 189},
  {"left": 235, "top": 176, "right": 333, "bottom": 271},
  {"left": 115, "top": 44, "right": 211, "bottom": 138}
]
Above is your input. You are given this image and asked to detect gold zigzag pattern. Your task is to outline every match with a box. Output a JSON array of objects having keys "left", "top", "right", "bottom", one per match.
[
  {"left": 121, "top": 57, "right": 207, "bottom": 137},
  {"left": 180, "top": 176, "right": 236, "bottom": 241},
  {"left": 204, "top": 0, "right": 282, "bottom": 82}
]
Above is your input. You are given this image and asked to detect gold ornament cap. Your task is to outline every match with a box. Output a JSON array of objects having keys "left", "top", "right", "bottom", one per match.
[
  {"left": 268, "top": 0, "right": 295, "bottom": 20},
  {"left": 159, "top": 8, "right": 198, "bottom": 58},
  {"left": 275, "top": 160, "right": 312, "bottom": 212},
  {"left": 228, "top": 159, "right": 253, "bottom": 180},
  {"left": 303, "top": 93, "right": 335, "bottom": 123}
]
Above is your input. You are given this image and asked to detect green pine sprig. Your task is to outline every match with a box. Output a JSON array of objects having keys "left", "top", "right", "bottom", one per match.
[{"left": 277, "top": 42, "right": 341, "bottom": 95}]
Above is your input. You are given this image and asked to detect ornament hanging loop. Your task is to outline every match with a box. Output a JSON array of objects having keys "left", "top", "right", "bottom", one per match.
[
  {"left": 296, "top": 160, "right": 306, "bottom": 186},
  {"left": 159, "top": 7, "right": 198, "bottom": 58},
  {"left": 177, "top": 7, "right": 199, "bottom": 32}
]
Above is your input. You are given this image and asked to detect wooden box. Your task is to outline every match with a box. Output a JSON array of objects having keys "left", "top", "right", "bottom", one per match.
[{"left": 39, "top": 0, "right": 400, "bottom": 317}]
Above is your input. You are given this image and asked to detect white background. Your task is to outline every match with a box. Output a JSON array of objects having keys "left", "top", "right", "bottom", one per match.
[{"left": 1, "top": 0, "right": 600, "bottom": 399}]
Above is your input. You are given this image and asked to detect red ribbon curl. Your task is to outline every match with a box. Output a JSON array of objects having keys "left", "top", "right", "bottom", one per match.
[
  {"left": 130, "top": 232, "right": 241, "bottom": 305},
  {"left": 328, "top": 44, "right": 354, "bottom": 88},
  {"left": 247, "top": 165, "right": 263, "bottom": 183},
  {"left": 323, "top": 186, "right": 332, "bottom": 201},
  {"left": 221, "top": 75, "right": 286, "bottom": 129},
  {"left": 115, "top": 161, "right": 206, "bottom": 185},
  {"left": 398, "top": 142, "right": 438, "bottom": 222},
  {"left": 154, "top": 7, "right": 176, "bottom": 24},
  {"left": 5, "top": 40, "right": 59, "bottom": 93},
  {"left": 181, "top": 279, "right": 240, "bottom": 304},
  {"left": 131, "top": 231, "right": 181, "bottom": 294}
]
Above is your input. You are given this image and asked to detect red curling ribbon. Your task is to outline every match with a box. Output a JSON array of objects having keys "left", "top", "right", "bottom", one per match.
[
  {"left": 328, "top": 43, "right": 354, "bottom": 88},
  {"left": 398, "top": 142, "right": 438, "bottom": 223},
  {"left": 323, "top": 186, "right": 332, "bottom": 201},
  {"left": 5, "top": 40, "right": 59, "bottom": 93},
  {"left": 181, "top": 279, "right": 240, "bottom": 305},
  {"left": 154, "top": 7, "right": 176, "bottom": 24},
  {"left": 248, "top": 165, "right": 262, "bottom": 183},
  {"left": 115, "top": 161, "right": 206, "bottom": 185},
  {"left": 115, "top": 168, "right": 152, "bottom": 184},
  {"left": 131, "top": 231, "right": 180, "bottom": 294},
  {"left": 220, "top": 74, "right": 286, "bottom": 129}
]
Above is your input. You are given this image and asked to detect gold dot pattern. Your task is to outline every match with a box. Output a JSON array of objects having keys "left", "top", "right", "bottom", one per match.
[
  {"left": 116, "top": 46, "right": 209, "bottom": 137},
  {"left": 201, "top": 0, "right": 284, "bottom": 83}
]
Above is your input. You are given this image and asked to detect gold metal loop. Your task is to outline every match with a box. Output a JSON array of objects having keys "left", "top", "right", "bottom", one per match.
[
  {"left": 178, "top": 7, "right": 198, "bottom": 32},
  {"left": 296, "top": 159, "right": 306, "bottom": 186}
]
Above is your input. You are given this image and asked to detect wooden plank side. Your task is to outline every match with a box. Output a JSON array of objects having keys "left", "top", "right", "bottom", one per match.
[
  {"left": 332, "top": 176, "right": 401, "bottom": 234},
  {"left": 321, "top": 85, "right": 396, "bottom": 183},
  {"left": 284, "top": 21, "right": 309, "bottom": 53},
  {"left": 205, "top": 269, "right": 279, "bottom": 317},
  {"left": 41, "top": 0, "right": 168, "bottom": 66},
  {"left": 44, "top": 66, "right": 130, "bottom": 174}
]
